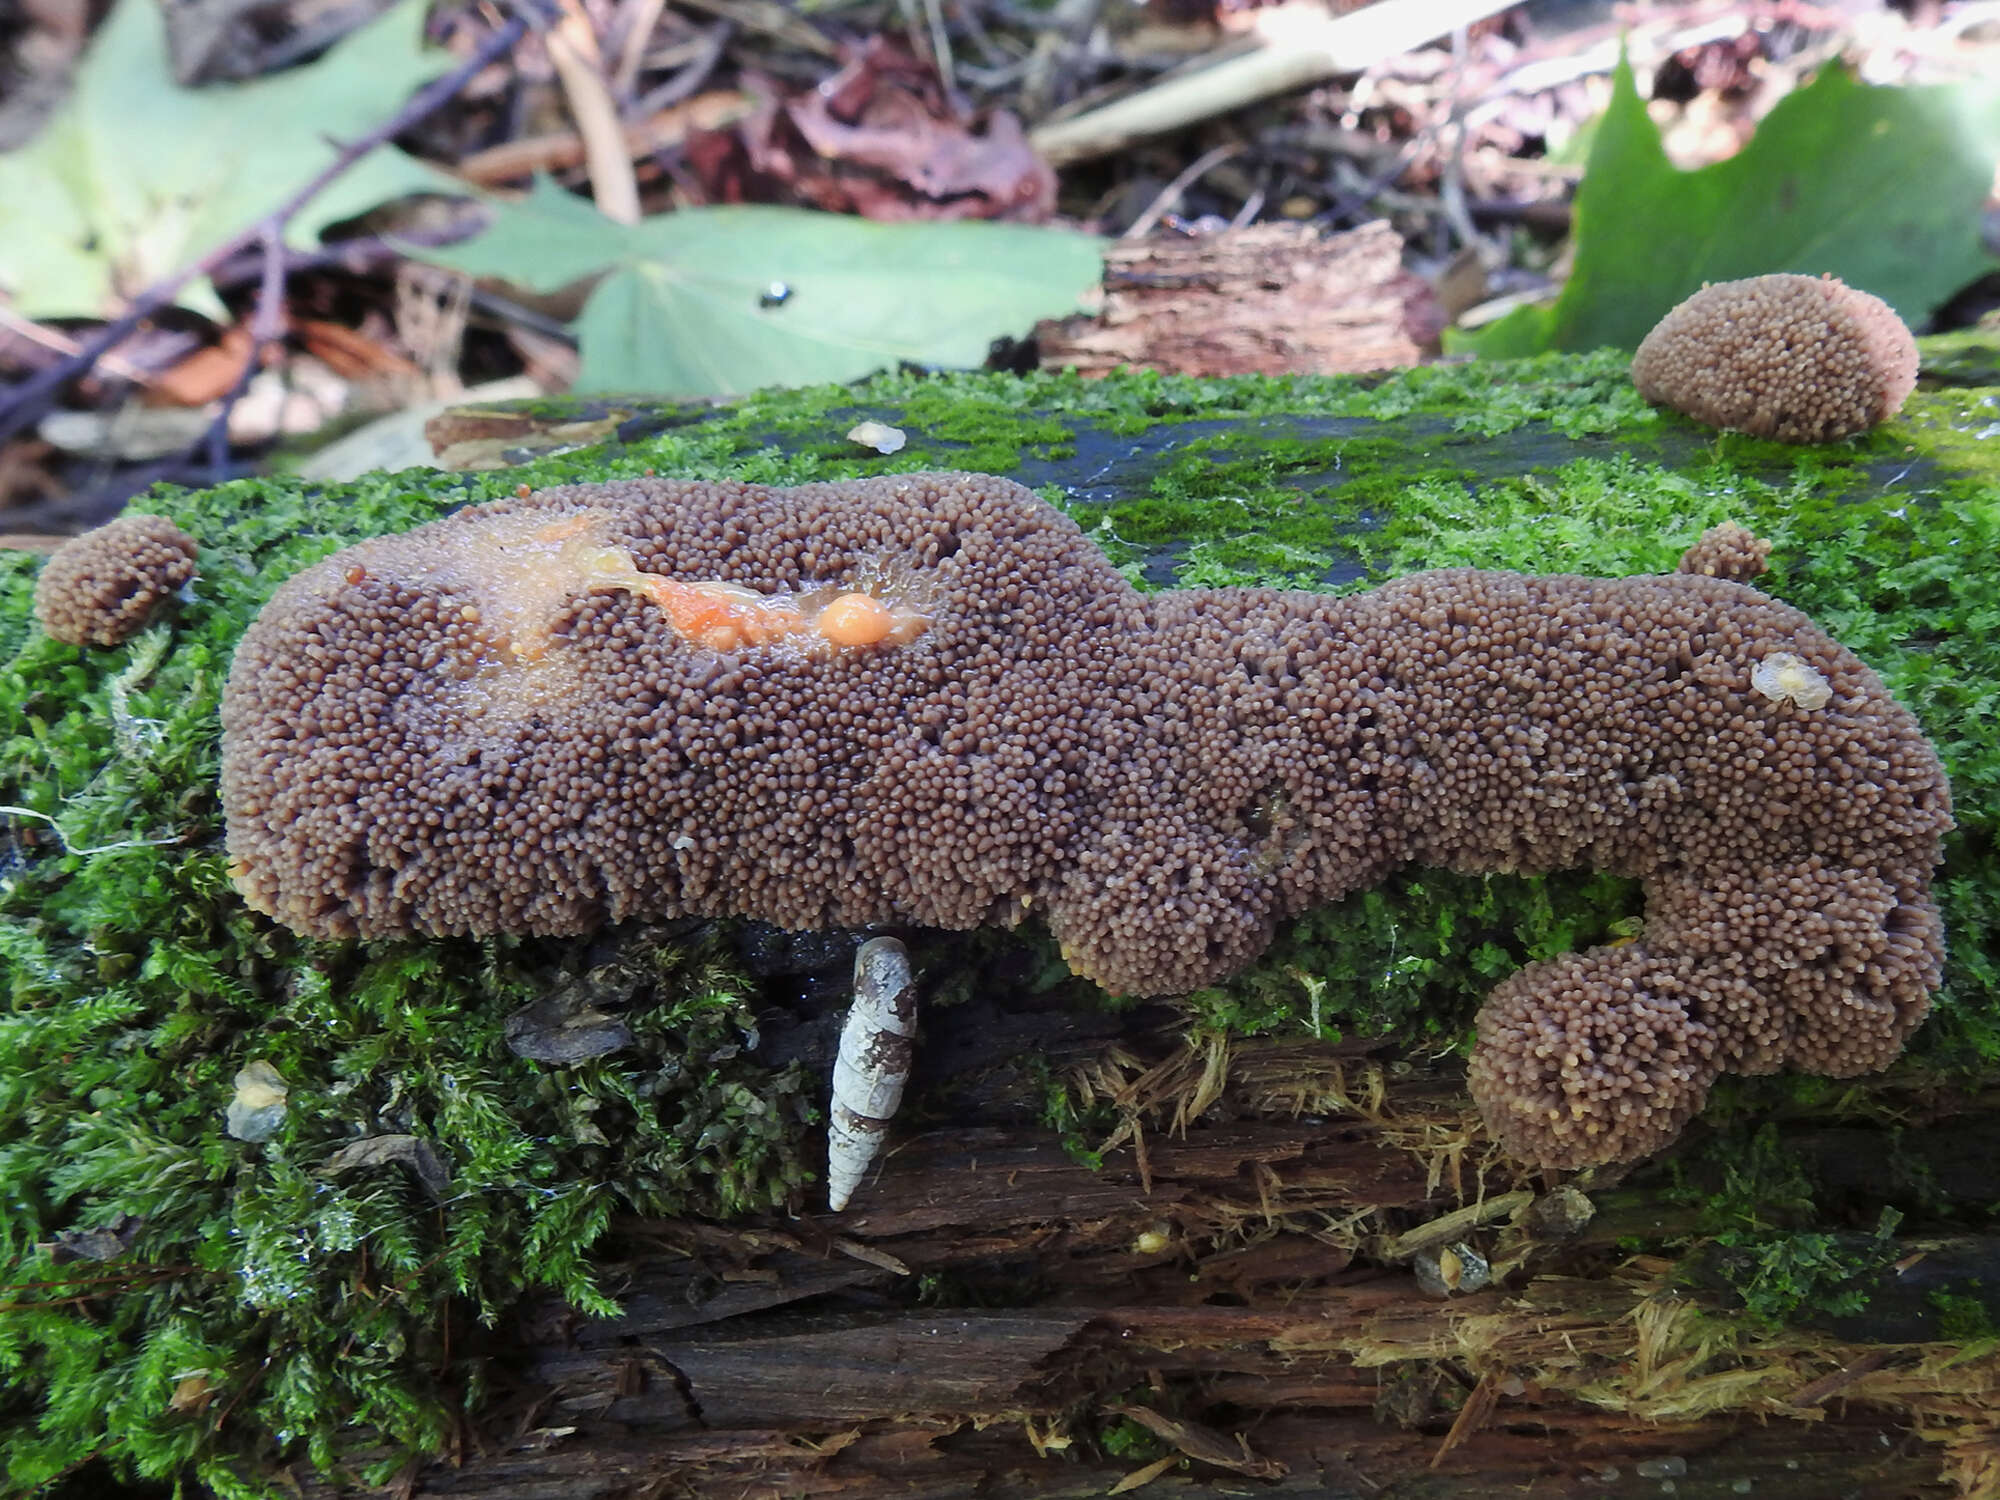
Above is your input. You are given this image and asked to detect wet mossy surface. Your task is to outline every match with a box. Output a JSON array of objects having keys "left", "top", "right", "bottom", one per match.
[{"left": 3, "top": 347, "right": 1998, "bottom": 1494}]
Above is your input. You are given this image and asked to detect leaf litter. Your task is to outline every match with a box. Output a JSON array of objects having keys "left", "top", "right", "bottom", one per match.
[
  {"left": 0, "top": 0, "right": 449, "bottom": 321},
  {"left": 687, "top": 35, "right": 1056, "bottom": 222},
  {"left": 2, "top": 2, "right": 1999, "bottom": 539}
]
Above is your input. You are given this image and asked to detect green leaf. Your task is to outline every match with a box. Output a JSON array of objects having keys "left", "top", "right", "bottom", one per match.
[
  {"left": 0, "top": 0, "right": 451, "bottom": 320},
  {"left": 1467, "top": 59, "right": 2000, "bottom": 357},
  {"left": 415, "top": 174, "right": 618, "bottom": 292},
  {"left": 420, "top": 176, "right": 1105, "bottom": 396}
]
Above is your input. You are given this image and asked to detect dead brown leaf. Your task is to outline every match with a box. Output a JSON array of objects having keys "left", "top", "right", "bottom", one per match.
[
  {"left": 148, "top": 325, "right": 259, "bottom": 407},
  {"left": 317, "top": 1134, "right": 453, "bottom": 1196},
  {"left": 1430, "top": 1372, "right": 1499, "bottom": 1466},
  {"left": 0, "top": 439, "right": 66, "bottom": 515},
  {"left": 167, "top": 1373, "right": 215, "bottom": 1415},
  {"left": 686, "top": 37, "right": 1053, "bottom": 222},
  {"left": 1106, "top": 1454, "right": 1178, "bottom": 1493},
  {"left": 294, "top": 319, "right": 421, "bottom": 382}
]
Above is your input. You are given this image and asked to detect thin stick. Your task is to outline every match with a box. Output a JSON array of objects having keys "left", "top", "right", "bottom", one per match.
[
  {"left": 610, "top": 0, "right": 669, "bottom": 101},
  {"left": 0, "top": 2, "right": 555, "bottom": 449},
  {"left": 205, "top": 216, "right": 486, "bottom": 285},
  {"left": 670, "top": 0, "right": 836, "bottom": 58},
  {"left": 201, "top": 221, "right": 289, "bottom": 476},
  {"left": 547, "top": 1, "right": 641, "bottom": 223},
  {"left": 1028, "top": 0, "right": 1519, "bottom": 167},
  {"left": 457, "top": 87, "right": 745, "bottom": 185},
  {"left": 923, "top": 0, "right": 957, "bottom": 93},
  {"left": 894, "top": 0, "right": 932, "bottom": 80},
  {"left": 1436, "top": 22, "right": 1482, "bottom": 260},
  {"left": 627, "top": 21, "right": 731, "bottom": 119},
  {"left": 0, "top": 307, "right": 154, "bottom": 387}
]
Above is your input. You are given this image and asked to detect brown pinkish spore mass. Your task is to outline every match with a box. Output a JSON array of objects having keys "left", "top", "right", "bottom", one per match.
[
  {"left": 1630, "top": 274, "right": 1919, "bottom": 443},
  {"left": 221, "top": 475, "right": 1952, "bottom": 1168},
  {"left": 35, "top": 513, "right": 198, "bottom": 648},
  {"left": 1675, "top": 521, "right": 1771, "bottom": 585}
]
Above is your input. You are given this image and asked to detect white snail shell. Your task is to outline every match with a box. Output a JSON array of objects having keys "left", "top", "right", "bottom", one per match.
[{"left": 827, "top": 936, "right": 918, "bottom": 1211}]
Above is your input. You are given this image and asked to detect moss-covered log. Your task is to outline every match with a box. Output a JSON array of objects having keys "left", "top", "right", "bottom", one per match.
[{"left": 3, "top": 344, "right": 1999, "bottom": 1499}]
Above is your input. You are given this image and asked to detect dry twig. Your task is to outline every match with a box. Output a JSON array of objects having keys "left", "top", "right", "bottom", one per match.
[
  {"left": 1029, "top": 0, "right": 1523, "bottom": 167},
  {"left": 547, "top": 1, "right": 641, "bottom": 223},
  {"left": 456, "top": 91, "right": 748, "bottom": 185},
  {"left": 609, "top": 0, "right": 670, "bottom": 101},
  {"left": 200, "top": 221, "right": 288, "bottom": 472}
]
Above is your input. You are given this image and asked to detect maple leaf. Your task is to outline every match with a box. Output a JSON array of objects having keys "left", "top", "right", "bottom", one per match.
[
  {"left": 0, "top": 0, "right": 451, "bottom": 321},
  {"left": 1468, "top": 60, "right": 2000, "bottom": 356}
]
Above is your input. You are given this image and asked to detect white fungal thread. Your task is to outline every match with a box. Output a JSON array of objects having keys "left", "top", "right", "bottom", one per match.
[
  {"left": 827, "top": 936, "right": 917, "bottom": 1212},
  {"left": 1751, "top": 651, "right": 1833, "bottom": 710}
]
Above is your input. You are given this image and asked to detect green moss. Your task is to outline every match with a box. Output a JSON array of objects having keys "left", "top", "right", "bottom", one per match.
[
  {"left": 1184, "top": 868, "right": 1640, "bottom": 1045},
  {"left": 4, "top": 348, "right": 1998, "bottom": 1493},
  {"left": 1323, "top": 347, "right": 1653, "bottom": 437},
  {"left": 1897, "top": 388, "right": 2000, "bottom": 485},
  {"left": 1098, "top": 1412, "right": 1172, "bottom": 1463},
  {"left": 1918, "top": 328, "right": 2000, "bottom": 389},
  {"left": 1693, "top": 1071, "right": 1879, "bottom": 1132},
  {"left": 1664, "top": 1124, "right": 1820, "bottom": 1236},
  {"left": 1929, "top": 1284, "right": 1997, "bottom": 1343},
  {"left": 1710, "top": 1209, "right": 1904, "bottom": 1329},
  {"left": 1658, "top": 1125, "right": 1903, "bottom": 1330},
  {"left": 0, "top": 469, "right": 809, "bottom": 1494},
  {"left": 1026, "top": 1055, "right": 1116, "bottom": 1169}
]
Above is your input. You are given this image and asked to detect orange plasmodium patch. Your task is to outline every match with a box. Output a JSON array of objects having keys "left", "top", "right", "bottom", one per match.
[
  {"left": 648, "top": 578, "right": 807, "bottom": 651},
  {"left": 374, "top": 504, "right": 931, "bottom": 668},
  {"left": 818, "top": 591, "right": 894, "bottom": 646},
  {"left": 467, "top": 509, "right": 927, "bottom": 660},
  {"left": 643, "top": 580, "right": 929, "bottom": 652},
  {"left": 815, "top": 590, "right": 928, "bottom": 647}
]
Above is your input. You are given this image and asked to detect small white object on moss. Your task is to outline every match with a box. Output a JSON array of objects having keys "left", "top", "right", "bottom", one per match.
[
  {"left": 225, "top": 1060, "right": 289, "bottom": 1142},
  {"left": 845, "top": 420, "right": 907, "bottom": 454}
]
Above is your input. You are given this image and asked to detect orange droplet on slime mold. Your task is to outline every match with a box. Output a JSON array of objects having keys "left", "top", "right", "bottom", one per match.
[{"left": 818, "top": 592, "right": 896, "bottom": 647}]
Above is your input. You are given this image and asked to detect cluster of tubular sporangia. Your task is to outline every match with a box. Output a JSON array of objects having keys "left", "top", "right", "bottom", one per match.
[
  {"left": 1631, "top": 273, "right": 1920, "bottom": 443},
  {"left": 33, "top": 513, "right": 199, "bottom": 648},
  {"left": 218, "top": 473, "right": 1951, "bottom": 1174}
]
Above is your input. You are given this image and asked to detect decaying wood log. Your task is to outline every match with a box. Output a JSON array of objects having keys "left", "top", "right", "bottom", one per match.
[
  {"left": 306, "top": 1017, "right": 2000, "bottom": 1500},
  {"left": 1032, "top": 220, "right": 1444, "bottom": 377}
]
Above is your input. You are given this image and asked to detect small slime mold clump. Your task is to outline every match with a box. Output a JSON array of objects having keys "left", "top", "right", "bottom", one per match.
[
  {"left": 35, "top": 513, "right": 198, "bottom": 648},
  {"left": 1631, "top": 274, "right": 1919, "bottom": 443}
]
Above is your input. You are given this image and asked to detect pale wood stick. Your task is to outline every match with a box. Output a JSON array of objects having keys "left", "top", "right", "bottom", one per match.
[
  {"left": 1029, "top": 0, "right": 1522, "bottom": 167},
  {"left": 547, "top": 3, "right": 641, "bottom": 224},
  {"left": 610, "top": 0, "right": 670, "bottom": 101},
  {"left": 456, "top": 91, "right": 749, "bottom": 186}
]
